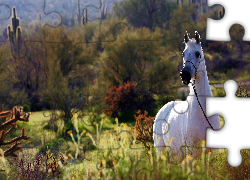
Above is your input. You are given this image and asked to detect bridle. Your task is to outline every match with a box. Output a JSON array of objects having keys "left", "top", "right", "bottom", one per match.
[{"left": 182, "top": 60, "right": 215, "bottom": 130}]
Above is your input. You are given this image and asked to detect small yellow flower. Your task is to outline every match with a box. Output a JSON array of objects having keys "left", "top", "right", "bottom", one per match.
[
  {"left": 115, "top": 118, "right": 118, "bottom": 122},
  {"left": 83, "top": 130, "right": 86, "bottom": 133},
  {"left": 201, "top": 140, "right": 206, "bottom": 145},
  {"left": 86, "top": 132, "right": 89, "bottom": 136},
  {"left": 73, "top": 113, "right": 76, "bottom": 119},
  {"left": 164, "top": 129, "right": 167, "bottom": 133},
  {"left": 65, "top": 156, "right": 68, "bottom": 160},
  {"left": 208, "top": 152, "right": 212, "bottom": 155},
  {"left": 165, "top": 124, "right": 168, "bottom": 127},
  {"left": 67, "top": 130, "right": 72, "bottom": 134},
  {"left": 171, "top": 137, "right": 175, "bottom": 141},
  {"left": 101, "top": 119, "right": 104, "bottom": 123},
  {"left": 196, "top": 165, "right": 200, "bottom": 169},
  {"left": 167, "top": 140, "right": 170, "bottom": 143},
  {"left": 93, "top": 122, "right": 96, "bottom": 125},
  {"left": 114, "top": 127, "right": 116, "bottom": 131},
  {"left": 187, "top": 155, "right": 192, "bottom": 160}
]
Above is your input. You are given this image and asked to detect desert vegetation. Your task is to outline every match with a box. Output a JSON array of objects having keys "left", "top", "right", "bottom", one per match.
[{"left": 0, "top": 0, "right": 249, "bottom": 179}]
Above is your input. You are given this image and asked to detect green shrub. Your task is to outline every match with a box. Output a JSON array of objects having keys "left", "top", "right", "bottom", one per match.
[
  {"left": 22, "top": 104, "right": 31, "bottom": 112},
  {"left": 38, "top": 138, "right": 69, "bottom": 158},
  {"left": 43, "top": 119, "right": 59, "bottom": 132},
  {"left": 212, "top": 87, "right": 226, "bottom": 97},
  {"left": 236, "top": 86, "right": 250, "bottom": 97}
]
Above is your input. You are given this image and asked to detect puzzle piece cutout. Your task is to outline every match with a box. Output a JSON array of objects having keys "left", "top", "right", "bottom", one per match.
[
  {"left": 206, "top": 80, "right": 250, "bottom": 167},
  {"left": 207, "top": 0, "right": 250, "bottom": 41}
]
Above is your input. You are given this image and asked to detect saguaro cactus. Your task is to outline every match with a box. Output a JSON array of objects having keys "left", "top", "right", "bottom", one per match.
[
  {"left": 71, "top": 12, "right": 75, "bottom": 27},
  {"left": 7, "top": 6, "right": 22, "bottom": 56},
  {"left": 100, "top": 0, "right": 107, "bottom": 20},
  {"left": 82, "top": 8, "right": 88, "bottom": 25},
  {"left": 37, "top": 13, "right": 41, "bottom": 24},
  {"left": 77, "top": 0, "right": 80, "bottom": 23}
]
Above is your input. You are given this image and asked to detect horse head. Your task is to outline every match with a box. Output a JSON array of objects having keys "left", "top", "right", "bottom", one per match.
[{"left": 180, "top": 31, "right": 204, "bottom": 85}]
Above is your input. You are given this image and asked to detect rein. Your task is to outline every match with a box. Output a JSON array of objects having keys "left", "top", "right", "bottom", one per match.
[{"left": 184, "top": 60, "right": 215, "bottom": 130}]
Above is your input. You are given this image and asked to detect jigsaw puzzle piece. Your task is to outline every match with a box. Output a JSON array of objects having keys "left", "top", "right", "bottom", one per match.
[
  {"left": 42, "top": 0, "right": 62, "bottom": 28},
  {"left": 207, "top": 0, "right": 250, "bottom": 41},
  {"left": 206, "top": 80, "right": 250, "bottom": 167}
]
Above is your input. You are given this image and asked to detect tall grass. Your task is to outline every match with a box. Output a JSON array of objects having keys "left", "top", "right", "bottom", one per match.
[{"left": 0, "top": 111, "right": 244, "bottom": 179}]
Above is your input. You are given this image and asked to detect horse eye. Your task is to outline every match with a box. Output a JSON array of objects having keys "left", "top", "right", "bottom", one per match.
[{"left": 195, "top": 51, "right": 200, "bottom": 58}]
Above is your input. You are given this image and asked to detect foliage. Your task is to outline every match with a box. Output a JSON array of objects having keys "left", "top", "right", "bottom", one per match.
[
  {"left": 100, "top": 26, "right": 174, "bottom": 94},
  {"left": 104, "top": 81, "right": 155, "bottom": 120},
  {"left": 38, "top": 27, "right": 94, "bottom": 138},
  {"left": 38, "top": 138, "right": 69, "bottom": 158},
  {"left": 11, "top": 153, "right": 68, "bottom": 180},
  {"left": 208, "top": 149, "right": 250, "bottom": 179},
  {"left": 236, "top": 86, "right": 250, "bottom": 97},
  {"left": 113, "top": 0, "right": 177, "bottom": 30},
  {"left": 163, "top": 3, "right": 197, "bottom": 52},
  {"left": 212, "top": 87, "right": 226, "bottom": 97},
  {"left": 207, "top": 41, "right": 229, "bottom": 53},
  {"left": 22, "top": 104, "right": 31, "bottom": 112},
  {"left": 132, "top": 110, "right": 155, "bottom": 151},
  {"left": 66, "top": 113, "right": 104, "bottom": 159}
]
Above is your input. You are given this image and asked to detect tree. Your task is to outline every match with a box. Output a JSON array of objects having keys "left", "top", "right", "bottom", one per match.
[
  {"left": 163, "top": 4, "right": 199, "bottom": 52},
  {"left": 39, "top": 27, "right": 96, "bottom": 139},
  {"left": 99, "top": 27, "right": 162, "bottom": 89},
  {"left": 113, "top": 0, "right": 177, "bottom": 30}
]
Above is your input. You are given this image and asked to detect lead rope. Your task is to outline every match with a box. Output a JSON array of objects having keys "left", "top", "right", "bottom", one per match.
[{"left": 191, "top": 61, "right": 215, "bottom": 130}]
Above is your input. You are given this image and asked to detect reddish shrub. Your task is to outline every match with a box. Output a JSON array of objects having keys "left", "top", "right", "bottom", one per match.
[
  {"left": 104, "top": 81, "right": 155, "bottom": 118},
  {"left": 132, "top": 110, "right": 155, "bottom": 151}
]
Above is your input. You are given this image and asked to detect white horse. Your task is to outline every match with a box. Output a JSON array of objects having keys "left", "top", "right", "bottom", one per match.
[{"left": 153, "top": 31, "right": 221, "bottom": 156}]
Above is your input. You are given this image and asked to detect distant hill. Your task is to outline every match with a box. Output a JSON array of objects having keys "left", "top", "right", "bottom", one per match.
[{"left": 0, "top": 0, "right": 118, "bottom": 28}]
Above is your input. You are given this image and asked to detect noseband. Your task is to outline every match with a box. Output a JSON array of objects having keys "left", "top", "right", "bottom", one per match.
[{"left": 182, "top": 59, "right": 215, "bottom": 130}]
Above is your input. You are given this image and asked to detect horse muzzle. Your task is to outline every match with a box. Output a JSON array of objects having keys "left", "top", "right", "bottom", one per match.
[{"left": 180, "top": 67, "right": 191, "bottom": 85}]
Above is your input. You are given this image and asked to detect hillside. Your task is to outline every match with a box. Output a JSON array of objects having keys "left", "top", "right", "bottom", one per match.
[{"left": 0, "top": 0, "right": 117, "bottom": 28}]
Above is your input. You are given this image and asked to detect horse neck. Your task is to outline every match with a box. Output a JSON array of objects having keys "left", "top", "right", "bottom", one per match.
[{"left": 188, "top": 60, "right": 213, "bottom": 98}]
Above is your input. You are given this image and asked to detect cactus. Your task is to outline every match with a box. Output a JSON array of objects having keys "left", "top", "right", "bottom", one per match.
[
  {"left": 0, "top": 106, "right": 30, "bottom": 158},
  {"left": 7, "top": 6, "right": 22, "bottom": 56},
  {"left": 37, "top": 13, "right": 41, "bottom": 24},
  {"left": 100, "top": 0, "right": 107, "bottom": 20},
  {"left": 71, "top": 12, "right": 75, "bottom": 27},
  {"left": 77, "top": 0, "right": 80, "bottom": 23},
  {"left": 11, "top": 7, "right": 19, "bottom": 36},
  {"left": 82, "top": 8, "right": 87, "bottom": 25}
]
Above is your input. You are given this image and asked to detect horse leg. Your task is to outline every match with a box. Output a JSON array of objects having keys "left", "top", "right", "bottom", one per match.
[{"left": 153, "top": 119, "right": 166, "bottom": 154}]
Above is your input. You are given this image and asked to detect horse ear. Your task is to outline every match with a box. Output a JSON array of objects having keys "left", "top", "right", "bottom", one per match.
[
  {"left": 195, "top": 31, "right": 200, "bottom": 44},
  {"left": 184, "top": 31, "right": 189, "bottom": 43}
]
